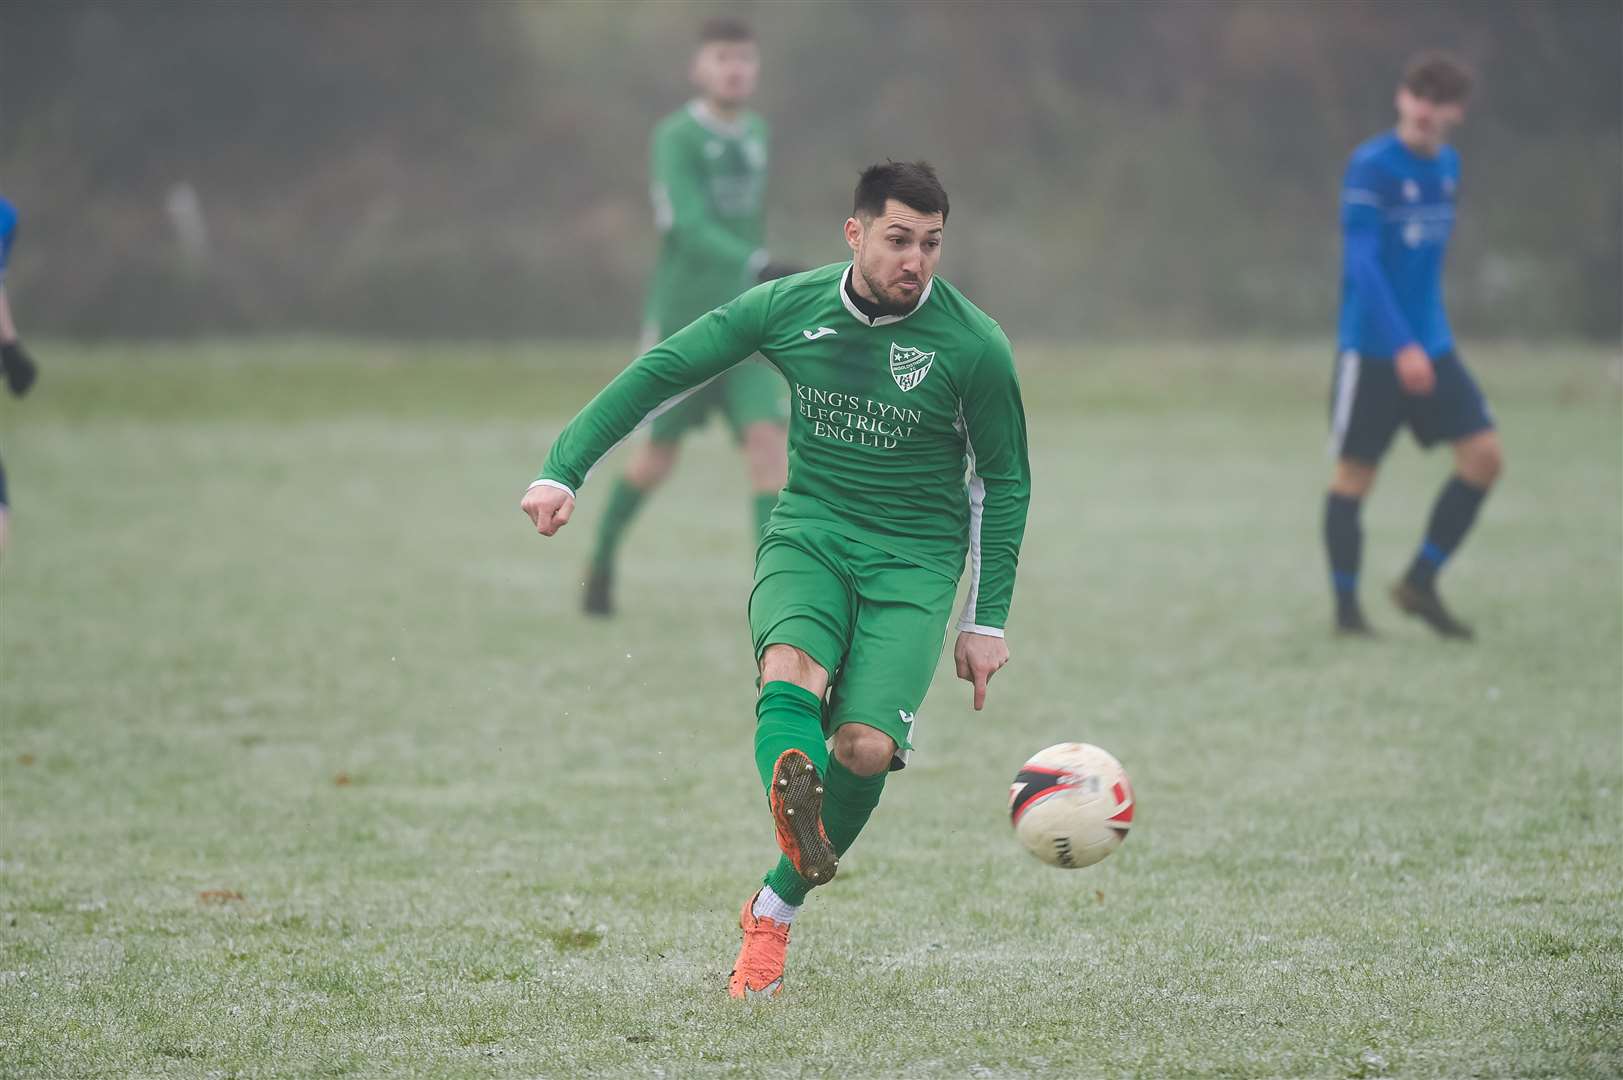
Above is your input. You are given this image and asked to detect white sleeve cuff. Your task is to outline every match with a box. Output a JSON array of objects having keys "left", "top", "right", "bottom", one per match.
[
  {"left": 527, "top": 478, "right": 576, "bottom": 499},
  {"left": 956, "top": 622, "right": 1005, "bottom": 638}
]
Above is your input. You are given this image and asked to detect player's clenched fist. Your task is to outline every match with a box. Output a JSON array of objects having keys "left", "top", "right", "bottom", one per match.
[{"left": 521, "top": 483, "right": 574, "bottom": 537}]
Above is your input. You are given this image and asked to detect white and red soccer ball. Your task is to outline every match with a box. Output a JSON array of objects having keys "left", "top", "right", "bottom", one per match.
[{"left": 1009, "top": 742, "right": 1134, "bottom": 869}]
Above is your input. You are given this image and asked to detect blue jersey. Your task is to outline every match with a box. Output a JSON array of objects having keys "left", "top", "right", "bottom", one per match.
[
  {"left": 1337, "top": 131, "right": 1459, "bottom": 359},
  {"left": 0, "top": 196, "right": 16, "bottom": 285}
]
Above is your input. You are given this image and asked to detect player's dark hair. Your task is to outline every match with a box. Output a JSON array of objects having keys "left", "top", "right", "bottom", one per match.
[
  {"left": 1401, "top": 51, "right": 1474, "bottom": 104},
  {"left": 852, "top": 161, "right": 950, "bottom": 223},
  {"left": 699, "top": 17, "right": 754, "bottom": 44}
]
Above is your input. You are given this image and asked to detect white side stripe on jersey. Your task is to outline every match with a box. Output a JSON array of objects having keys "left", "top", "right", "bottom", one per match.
[
  {"left": 954, "top": 406, "right": 1002, "bottom": 637},
  {"left": 959, "top": 472, "right": 988, "bottom": 632}
]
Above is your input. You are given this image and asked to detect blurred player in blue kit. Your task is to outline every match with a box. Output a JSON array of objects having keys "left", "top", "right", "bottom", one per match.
[
  {"left": 1323, "top": 53, "right": 1502, "bottom": 639},
  {"left": 0, "top": 194, "right": 42, "bottom": 557}
]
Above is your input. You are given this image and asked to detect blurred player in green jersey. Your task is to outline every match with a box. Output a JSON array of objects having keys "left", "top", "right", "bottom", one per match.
[
  {"left": 583, "top": 17, "right": 796, "bottom": 616},
  {"left": 522, "top": 162, "right": 1031, "bottom": 998}
]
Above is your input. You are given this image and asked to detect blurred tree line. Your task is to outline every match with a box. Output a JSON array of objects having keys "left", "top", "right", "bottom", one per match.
[{"left": 0, "top": 0, "right": 1617, "bottom": 342}]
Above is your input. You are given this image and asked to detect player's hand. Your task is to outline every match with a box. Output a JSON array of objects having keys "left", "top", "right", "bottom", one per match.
[
  {"left": 1, "top": 341, "right": 38, "bottom": 397},
  {"left": 954, "top": 631, "right": 1010, "bottom": 712},
  {"left": 1395, "top": 344, "right": 1434, "bottom": 396},
  {"left": 757, "top": 262, "right": 806, "bottom": 283},
  {"left": 520, "top": 483, "right": 574, "bottom": 537}
]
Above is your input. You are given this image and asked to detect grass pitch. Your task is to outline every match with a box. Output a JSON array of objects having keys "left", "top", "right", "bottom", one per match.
[{"left": 1, "top": 340, "right": 1619, "bottom": 1078}]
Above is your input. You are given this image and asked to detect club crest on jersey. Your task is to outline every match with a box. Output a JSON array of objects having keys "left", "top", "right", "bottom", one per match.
[{"left": 889, "top": 343, "right": 936, "bottom": 393}]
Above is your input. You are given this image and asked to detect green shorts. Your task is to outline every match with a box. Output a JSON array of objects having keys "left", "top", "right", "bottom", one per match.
[
  {"left": 650, "top": 359, "right": 788, "bottom": 444},
  {"left": 749, "top": 525, "right": 959, "bottom": 770}
]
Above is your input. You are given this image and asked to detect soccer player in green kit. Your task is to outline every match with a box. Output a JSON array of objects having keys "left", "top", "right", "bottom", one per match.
[
  {"left": 522, "top": 163, "right": 1030, "bottom": 998},
  {"left": 582, "top": 17, "right": 796, "bottom": 616}
]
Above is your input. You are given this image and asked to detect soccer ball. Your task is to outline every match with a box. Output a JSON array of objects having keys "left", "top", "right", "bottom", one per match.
[{"left": 1008, "top": 742, "right": 1134, "bottom": 869}]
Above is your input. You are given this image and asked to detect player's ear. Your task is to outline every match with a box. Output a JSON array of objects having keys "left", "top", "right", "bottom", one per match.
[{"left": 844, "top": 217, "right": 863, "bottom": 254}]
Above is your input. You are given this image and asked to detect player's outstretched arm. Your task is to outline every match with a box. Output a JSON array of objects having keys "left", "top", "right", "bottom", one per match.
[
  {"left": 524, "top": 283, "right": 774, "bottom": 516},
  {"left": 955, "top": 631, "right": 1010, "bottom": 711}
]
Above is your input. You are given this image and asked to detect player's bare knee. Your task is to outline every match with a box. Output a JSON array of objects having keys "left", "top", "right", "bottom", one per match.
[
  {"left": 1458, "top": 433, "right": 1503, "bottom": 488},
  {"left": 833, "top": 724, "right": 895, "bottom": 777},
  {"left": 1329, "top": 458, "right": 1376, "bottom": 499},
  {"left": 758, "top": 644, "right": 828, "bottom": 697}
]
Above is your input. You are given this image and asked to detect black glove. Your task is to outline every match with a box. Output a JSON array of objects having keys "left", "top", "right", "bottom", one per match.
[
  {"left": 1, "top": 340, "right": 38, "bottom": 397},
  {"left": 756, "top": 262, "right": 807, "bottom": 283}
]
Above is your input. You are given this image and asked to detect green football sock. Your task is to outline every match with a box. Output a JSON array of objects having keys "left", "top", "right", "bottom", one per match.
[
  {"left": 763, "top": 855, "right": 812, "bottom": 906},
  {"left": 754, "top": 681, "right": 828, "bottom": 907},
  {"left": 820, "top": 753, "right": 886, "bottom": 856},
  {"left": 760, "top": 756, "right": 883, "bottom": 906},
  {"left": 753, "top": 491, "right": 777, "bottom": 538},
  {"left": 753, "top": 680, "right": 827, "bottom": 793},
  {"left": 590, "top": 477, "right": 647, "bottom": 570}
]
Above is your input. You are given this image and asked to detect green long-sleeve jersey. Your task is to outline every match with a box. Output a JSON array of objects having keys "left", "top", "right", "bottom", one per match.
[
  {"left": 535, "top": 263, "right": 1031, "bottom": 635},
  {"left": 646, "top": 102, "right": 770, "bottom": 334}
]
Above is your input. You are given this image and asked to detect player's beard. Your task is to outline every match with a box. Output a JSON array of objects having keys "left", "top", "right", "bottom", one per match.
[{"left": 855, "top": 258, "right": 924, "bottom": 316}]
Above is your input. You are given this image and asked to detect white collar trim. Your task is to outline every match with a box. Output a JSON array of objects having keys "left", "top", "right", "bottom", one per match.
[
  {"left": 687, "top": 100, "right": 748, "bottom": 139},
  {"left": 838, "top": 265, "right": 934, "bottom": 327}
]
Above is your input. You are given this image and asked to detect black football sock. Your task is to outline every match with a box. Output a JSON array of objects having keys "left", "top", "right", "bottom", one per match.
[
  {"left": 1324, "top": 492, "right": 1364, "bottom": 614},
  {"left": 1405, "top": 475, "right": 1489, "bottom": 590}
]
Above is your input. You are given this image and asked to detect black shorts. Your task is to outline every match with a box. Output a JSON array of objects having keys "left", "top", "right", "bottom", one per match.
[{"left": 1328, "top": 350, "right": 1494, "bottom": 464}]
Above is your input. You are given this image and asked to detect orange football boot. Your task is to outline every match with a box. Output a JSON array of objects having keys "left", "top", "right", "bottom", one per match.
[
  {"left": 729, "top": 891, "right": 791, "bottom": 999},
  {"left": 768, "top": 749, "right": 838, "bottom": 886}
]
